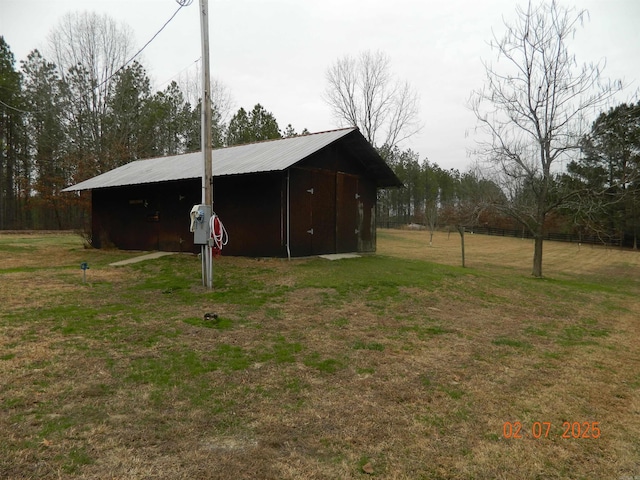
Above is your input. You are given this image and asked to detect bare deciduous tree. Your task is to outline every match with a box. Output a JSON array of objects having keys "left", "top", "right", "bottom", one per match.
[
  {"left": 174, "top": 67, "right": 234, "bottom": 129},
  {"left": 324, "top": 50, "right": 421, "bottom": 151},
  {"left": 469, "top": 0, "right": 621, "bottom": 277},
  {"left": 48, "top": 11, "right": 133, "bottom": 90},
  {"left": 47, "top": 11, "right": 134, "bottom": 172},
  {"left": 440, "top": 169, "right": 501, "bottom": 268}
]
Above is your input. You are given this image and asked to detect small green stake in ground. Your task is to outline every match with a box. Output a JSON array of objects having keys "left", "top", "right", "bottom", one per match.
[{"left": 80, "top": 262, "right": 89, "bottom": 283}]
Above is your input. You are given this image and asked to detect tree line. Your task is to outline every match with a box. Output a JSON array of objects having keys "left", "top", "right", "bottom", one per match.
[
  {"left": 1, "top": 6, "right": 639, "bottom": 271},
  {"left": 0, "top": 13, "right": 300, "bottom": 230},
  {"left": 374, "top": 2, "right": 638, "bottom": 277},
  {"left": 377, "top": 100, "right": 640, "bottom": 252}
]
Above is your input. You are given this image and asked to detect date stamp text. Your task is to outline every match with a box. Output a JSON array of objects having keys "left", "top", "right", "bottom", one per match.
[{"left": 502, "top": 421, "right": 600, "bottom": 439}]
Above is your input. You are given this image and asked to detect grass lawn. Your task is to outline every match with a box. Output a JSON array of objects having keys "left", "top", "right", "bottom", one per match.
[{"left": 1, "top": 230, "right": 639, "bottom": 479}]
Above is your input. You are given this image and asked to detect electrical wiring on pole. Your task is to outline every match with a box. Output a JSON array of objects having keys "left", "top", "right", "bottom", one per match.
[{"left": 199, "top": 0, "right": 215, "bottom": 289}]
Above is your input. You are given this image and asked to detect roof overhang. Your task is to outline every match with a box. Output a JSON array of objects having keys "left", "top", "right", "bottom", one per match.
[{"left": 62, "top": 127, "right": 402, "bottom": 192}]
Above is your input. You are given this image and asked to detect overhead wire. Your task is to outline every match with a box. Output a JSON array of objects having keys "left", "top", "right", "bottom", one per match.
[
  {"left": 0, "top": 0, "right": 197, "bottom": 162},
  {"left": 155, "top": 56, "right": 201, "bottom": 92},
  {"left": 0, "top": 98, "right": 38, "bottom": 114},
  {"left": 91, "top": 0, "right": 192, "bottom": 94},
  {"left": 0, "top": 0, "right": 193, "bottom": 116}
]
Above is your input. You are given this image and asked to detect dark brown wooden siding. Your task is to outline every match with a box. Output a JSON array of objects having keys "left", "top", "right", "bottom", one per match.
[
  {"left": 336, "top": 172, "right": 359, "bottom": 253},
  {"left": 89, "top": 135, "right": 381, "bottom": 256},
  {"left": 357, "top": 176, "right": 377, "bottom": 252},
  {"left": 92, "top": 180, "right": 200, "bottom": 252},
  {"left": 288, "top": 168, "right": 312, "bottom": 256},
  {"left": 213, "top": 172, "right": 283, "bottom": 257}
]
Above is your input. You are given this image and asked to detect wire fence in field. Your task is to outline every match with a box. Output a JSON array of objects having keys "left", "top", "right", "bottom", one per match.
[{"left": 376, "top": 222, "right": 632, "bottom": 249}]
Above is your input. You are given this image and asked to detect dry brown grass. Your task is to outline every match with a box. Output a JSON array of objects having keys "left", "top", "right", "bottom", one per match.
[
  {"left": 378, "top": 228, "right": 640, "bottom": 277},
  {"left": 1, "top": 231, "right": 639, "bottom": 479}
]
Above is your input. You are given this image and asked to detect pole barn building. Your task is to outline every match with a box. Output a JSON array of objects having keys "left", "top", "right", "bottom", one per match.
[{"left": 63, "top": 128, "right": 402, "bottom": 257}]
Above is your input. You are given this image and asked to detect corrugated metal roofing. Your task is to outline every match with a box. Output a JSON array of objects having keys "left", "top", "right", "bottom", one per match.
[{"left": 62, "top": 127, "right": 401, "bottom": 191}]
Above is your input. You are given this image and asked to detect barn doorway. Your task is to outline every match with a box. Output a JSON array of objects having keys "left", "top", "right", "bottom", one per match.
[
  {"left": 288, "top": 168, "right": 362, "bottom": 256},
  {"left": 336, "top": 172, "right": 359, "bottom": 253}
]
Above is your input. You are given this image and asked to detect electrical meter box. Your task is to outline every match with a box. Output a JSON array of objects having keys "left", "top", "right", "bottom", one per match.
[{"left": 190, "top": 204, "right": 212, "bottom": 245}]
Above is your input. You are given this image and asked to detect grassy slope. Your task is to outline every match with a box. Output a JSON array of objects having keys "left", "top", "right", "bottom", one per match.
[{"left": 0, "top": 231, "right": 639, "bottom": 479}]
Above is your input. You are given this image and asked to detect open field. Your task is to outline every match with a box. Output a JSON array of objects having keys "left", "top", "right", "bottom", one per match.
[{"left": 1, "top": 230, "right": 639, "bottom": 479}]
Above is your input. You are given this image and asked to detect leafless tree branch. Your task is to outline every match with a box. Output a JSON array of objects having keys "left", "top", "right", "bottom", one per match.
[
  {"left": 324, "top": 50, "right": 422, "bottom": 151},
  {"left": 469, "top": 0, "right": 623, "bottom": 276}
]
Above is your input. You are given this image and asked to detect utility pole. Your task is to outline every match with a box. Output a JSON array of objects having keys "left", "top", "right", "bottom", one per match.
[
  {"left": 200, "top": 0, "right": 213, "bottom": 288},
  {"left": 200, "top": 0, "right": 213, "bottom": 207}
]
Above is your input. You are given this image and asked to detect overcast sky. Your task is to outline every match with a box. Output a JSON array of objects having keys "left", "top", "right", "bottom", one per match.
[{"left": 2, "top": 0, "right": 639, "bottom": 171}]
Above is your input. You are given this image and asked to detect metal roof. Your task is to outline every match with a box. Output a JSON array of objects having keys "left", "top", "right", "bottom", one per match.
[{"left": 63, "top": 127, "right": 401, "bottom": 191}]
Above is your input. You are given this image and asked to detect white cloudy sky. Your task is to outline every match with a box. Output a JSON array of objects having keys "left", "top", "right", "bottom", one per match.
[{"left": 2, "top": 0, "right": 639, "bottom": 171}]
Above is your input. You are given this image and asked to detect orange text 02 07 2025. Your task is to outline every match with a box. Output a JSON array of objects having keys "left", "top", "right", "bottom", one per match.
[{"left": 502, "top": 421, "right": 601, "bottom": 439}]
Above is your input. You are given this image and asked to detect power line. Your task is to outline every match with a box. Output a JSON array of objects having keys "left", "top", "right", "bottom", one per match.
[
  {"left": 92, "top": 1, "right": 191, "bottom": 94},
  {"left": 0, "top": 98, "right": 38, "bottom": 114},
  {"left": 0, "top": 0, "right": 193, "bottom": 115},
  {"left": 155, "top": 57, "right": 201, "bottom": 91}
]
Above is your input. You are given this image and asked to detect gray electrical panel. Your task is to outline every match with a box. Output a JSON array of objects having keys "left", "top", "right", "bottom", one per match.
[{"left": 190, "top": 204, "right": 212, "bottom": 245}]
